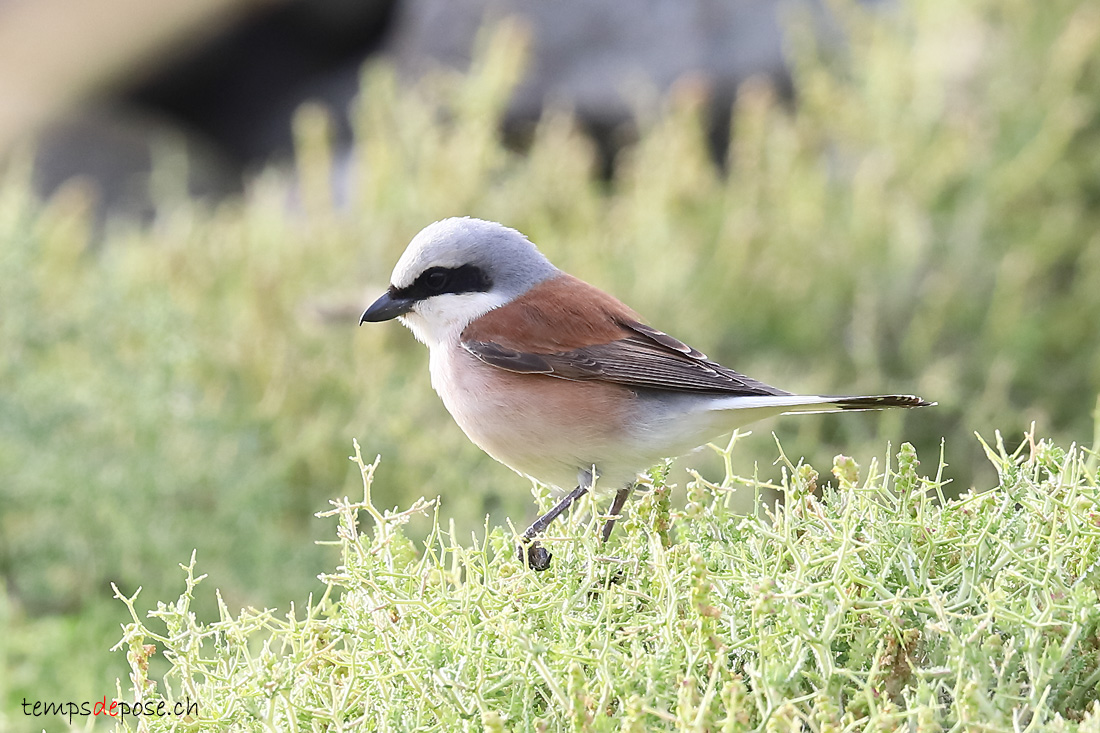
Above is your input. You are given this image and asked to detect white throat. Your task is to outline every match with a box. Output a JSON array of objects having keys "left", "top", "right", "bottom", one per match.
[{"left": 399, "top": 290, "right": 510, "bottom": 349}]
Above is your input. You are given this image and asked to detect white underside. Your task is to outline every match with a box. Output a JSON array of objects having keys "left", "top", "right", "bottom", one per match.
[
  {"left": 608, "top": 393, "right": 848, "bottom": 489},
  {"left": 430, "top": 342, "right": 877, "bottom": 494}
]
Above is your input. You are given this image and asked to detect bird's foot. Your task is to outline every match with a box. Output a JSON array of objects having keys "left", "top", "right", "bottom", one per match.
[
  {"left": 517, "top": 538, "right": 553, "bottom": 571},
  {"left": 515, "top": 482, "right": 592, "bottom": 572}
]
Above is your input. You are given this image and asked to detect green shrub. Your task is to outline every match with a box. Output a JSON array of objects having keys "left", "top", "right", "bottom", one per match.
[{"left": 109, "top": 434, "right": 1100, "bottom": 731}]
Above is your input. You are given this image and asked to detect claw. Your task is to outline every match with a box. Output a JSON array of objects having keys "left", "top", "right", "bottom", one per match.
[{"left": 517, "top": 538, "right": 553, "bottom": 571}]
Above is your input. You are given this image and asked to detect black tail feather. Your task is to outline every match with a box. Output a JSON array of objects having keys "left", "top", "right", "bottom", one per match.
[{"left": 830, "top": 395, "right": 934, "bottom": 410}]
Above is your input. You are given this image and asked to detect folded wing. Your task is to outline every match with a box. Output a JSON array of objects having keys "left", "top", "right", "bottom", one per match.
[
  {"left": 463, "top": 317, "right": 790, "bottom": 397},
  {"left": 458, "top": 273, "right": 930, "bottom": 406}
]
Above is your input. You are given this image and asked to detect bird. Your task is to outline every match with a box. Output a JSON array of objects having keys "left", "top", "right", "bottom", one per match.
[{"left": 361, "top": 217, "right": 931, "bottom": 570}]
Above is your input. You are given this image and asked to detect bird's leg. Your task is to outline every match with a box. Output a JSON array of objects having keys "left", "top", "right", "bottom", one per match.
[
  {"left": 600, "top": 485, "right": 633, "bottom": 543},
  {"left": 518, "top": 473, "right": 593, "bottom": 571}
]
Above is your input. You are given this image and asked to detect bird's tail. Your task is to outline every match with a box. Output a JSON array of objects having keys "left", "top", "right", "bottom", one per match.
[
  {"left": 708, "top": 393, "right": 933, "bottom": 416},
  {"left": 791, "top": 394, "right": 933, "bottom": 413}
]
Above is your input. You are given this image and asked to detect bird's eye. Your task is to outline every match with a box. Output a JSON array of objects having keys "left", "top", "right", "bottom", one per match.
[{"left": 425, "top": 269, "right": 449, "bottom": 293}]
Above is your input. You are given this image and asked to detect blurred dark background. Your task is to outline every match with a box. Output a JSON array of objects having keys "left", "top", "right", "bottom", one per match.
[{"left": 12, "top": 0, "right": 836, "bottom": 223}]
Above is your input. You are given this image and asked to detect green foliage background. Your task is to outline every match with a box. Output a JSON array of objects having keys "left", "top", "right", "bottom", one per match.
[{"left": 1, "top": 0, "right": 1099, "bottom": 728}]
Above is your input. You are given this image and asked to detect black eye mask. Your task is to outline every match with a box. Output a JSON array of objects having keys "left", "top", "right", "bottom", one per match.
[{"left": 390, "top": 265, "right": 493, "bottom": 302}]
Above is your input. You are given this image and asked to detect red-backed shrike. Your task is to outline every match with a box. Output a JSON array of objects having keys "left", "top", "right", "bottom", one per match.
[{"left": 362, "top": 217, "right": 931, "bottom": 569}]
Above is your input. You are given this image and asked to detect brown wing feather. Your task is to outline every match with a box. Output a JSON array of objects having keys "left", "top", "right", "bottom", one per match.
[
  {"left": 463, "top": 335, "right": 788, "bottom": 395},
  {"left": 461, "top": 273, "right": 638, "bottom": 351},
  {"left": 460, "top": 274, "right": 788, "bottom": 396}
]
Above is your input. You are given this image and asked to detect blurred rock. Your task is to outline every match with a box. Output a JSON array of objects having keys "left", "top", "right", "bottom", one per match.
[
  {"left": 31, "top": 105, "right": 240, "bottom": 227},
  {"left": 386, "top": 0, "right": 834, "bottom": 172}
]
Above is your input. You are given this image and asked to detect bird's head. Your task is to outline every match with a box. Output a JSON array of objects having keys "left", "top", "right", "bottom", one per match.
[{"left": 360, "top": 217, "right": 559, "bottom": 347}]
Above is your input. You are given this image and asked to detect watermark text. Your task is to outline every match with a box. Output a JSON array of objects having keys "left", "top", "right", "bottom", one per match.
[{"left": 22, "top": 696, "right": 199, "bottom": 725}]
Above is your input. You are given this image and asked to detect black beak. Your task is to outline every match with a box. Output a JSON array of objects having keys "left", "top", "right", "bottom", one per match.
[{"left": 360, "top": 290, "right": 414, "bottom": 324}]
